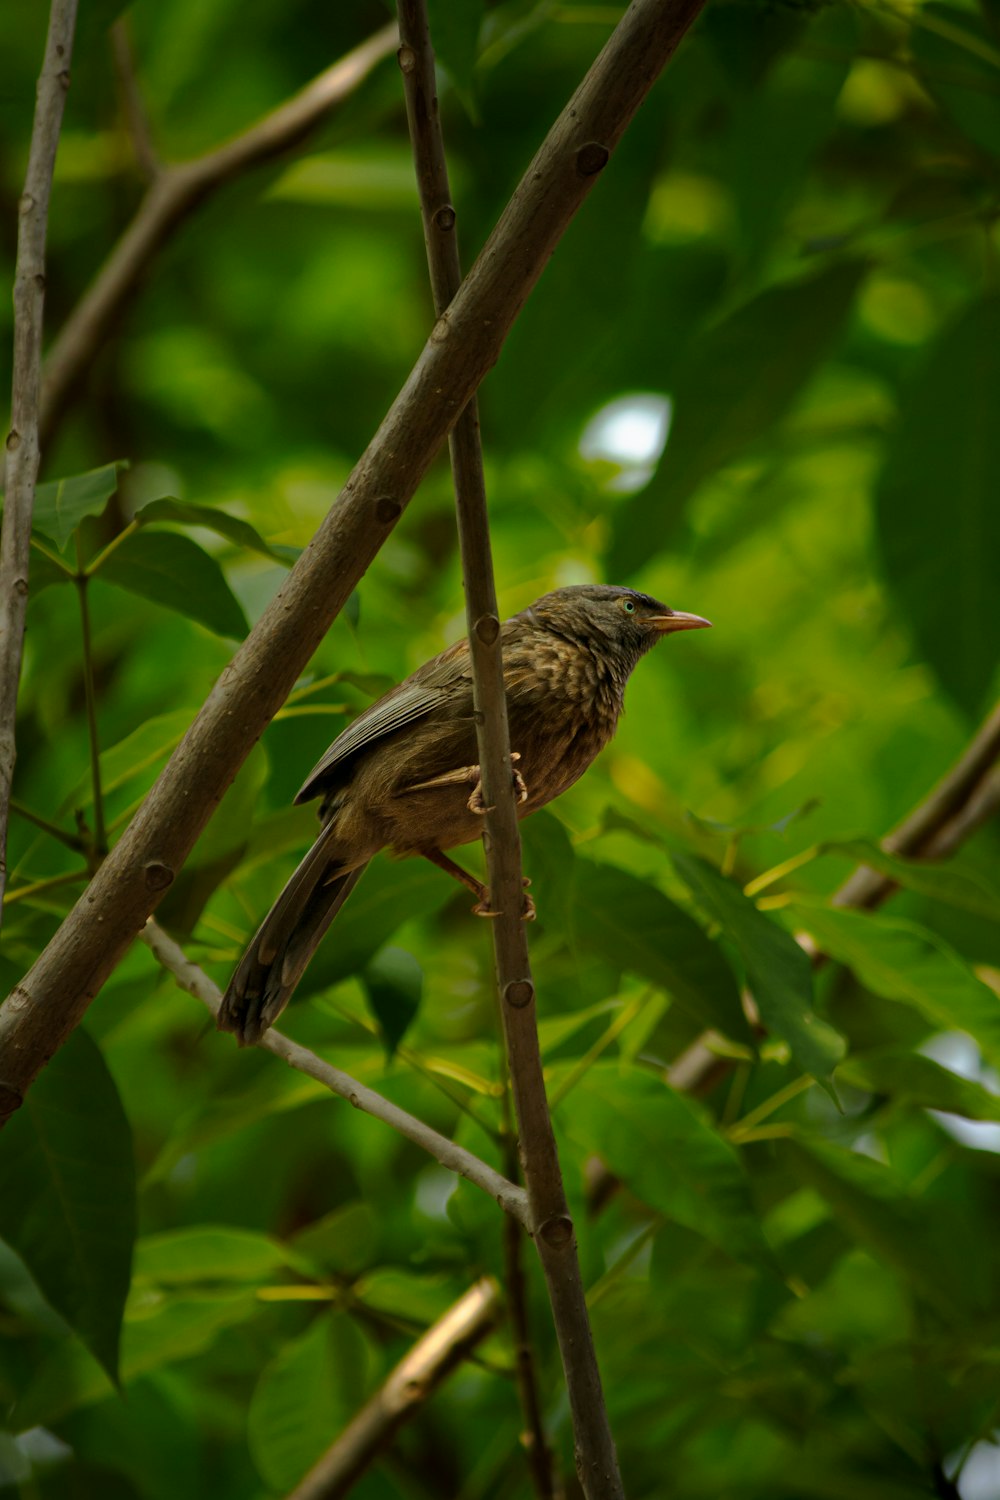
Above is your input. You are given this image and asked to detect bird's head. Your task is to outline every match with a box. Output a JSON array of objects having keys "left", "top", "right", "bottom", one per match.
[{"left": 525, "top": 584, "right": 711, "bottom": 669}]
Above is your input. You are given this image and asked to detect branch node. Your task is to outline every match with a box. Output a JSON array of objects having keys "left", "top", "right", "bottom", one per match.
[
  {"left": 143, "top": 860, "right": 174, "bottom": 891},
  {"left": 538, "top": 1214, "right": 575, "bottom": 1247},
  {"left": 575, "top": 141, "right": 609, "bottom": 176},
  {"left": 474, "top": 614, "right": 500, "bottom": 645},
  {"left": 375, "top": 495, "right": 403, "bottom": 525},
  {"left": 429, "top": 314, "right": 450, "bottom": 344},
  {"left": 503, "top": 979, "right": 534, "bottom": 1010},
  {"left": 433, "top": 203, "right": 456, "bottom": 232},
  {"left": 397, "top": 43, "right": 417, "bottom": 74},
  {"left": 5, "top": 431, "right": 20, "bottom": 452}
]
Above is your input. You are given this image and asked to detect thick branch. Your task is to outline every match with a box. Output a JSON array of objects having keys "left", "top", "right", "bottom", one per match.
[
  {"left": 0, "top": 0, "right": 78, "bottom": 921},
  {"left": 39, "top": 23, "right": 398, "bottom": 444},
  {"left": 285, "top": 1278, "right": 500, "bottom": 1500},
  {"left": 142, "top": 920, "right": 529, "bottom": 1223},
  {"left": 0, "top": 0, "right": 706, "bottom": 1127},
  {"left": 396, "top": 3, "right": 632, "bottom": 1495}
]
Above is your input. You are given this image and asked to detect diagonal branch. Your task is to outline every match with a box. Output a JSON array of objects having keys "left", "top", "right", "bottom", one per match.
[
  {"left": 284, "top": 1278, "right": 500, "bottom": 1500},
  {"left": 0, "top": 0, "right": 707, "bottom": 1128},
  {"left": 142, "top": 920, "right": 530, "bottom": 1224},
  {"left": 0, "top": 0, "right": 79, "bottom": 924},
  {"left": 39, "top": 22, "right": 398, "bottom": 445}
]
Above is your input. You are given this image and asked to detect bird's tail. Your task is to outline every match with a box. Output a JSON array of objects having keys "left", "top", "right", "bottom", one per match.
[{"left": 218, "top": 822, "right": 369, "bottom": 1045}]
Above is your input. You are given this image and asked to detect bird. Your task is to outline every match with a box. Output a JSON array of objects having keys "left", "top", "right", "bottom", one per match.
[{"left": 218, "top": 584, "right": 711, "bottom": 1044}]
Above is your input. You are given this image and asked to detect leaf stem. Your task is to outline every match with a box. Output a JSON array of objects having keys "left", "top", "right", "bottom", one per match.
[
  {"left": 744, "top": 845, "right": 822, "bottom": 898},
  {"left": 84, "top": 518, "right": 138, "bottom": 577},
  {"left": 549, "top": 994, "right": 647, "bottom": 1109},
  {"left": 3, "top": 868, "right": 90, "bottom": 906},
  {"left": 729, "top": 1075, "right": 813, "bottom": 1141}
]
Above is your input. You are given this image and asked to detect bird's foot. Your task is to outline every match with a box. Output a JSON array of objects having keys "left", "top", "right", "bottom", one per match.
[
  {"left": 467, "top": 753, "right": 529, "bottom": 815},
  {"left": 472, "top": 877, "right": 536, "bottom": 921}
]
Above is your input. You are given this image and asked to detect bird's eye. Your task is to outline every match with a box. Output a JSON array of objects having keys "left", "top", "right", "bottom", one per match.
[{"left": 621, "top": 598, "right": 635, "bottom": 614}]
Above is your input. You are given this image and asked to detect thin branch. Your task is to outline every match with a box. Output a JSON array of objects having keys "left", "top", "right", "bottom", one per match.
[
  {"left": 0, "top": 0, "right": 79, "bottom": 923},
  {"left": 395, "top": 3, "right": 635, "bottom": 1493},
  {"left": 285, "top": 1278, "right": 500, "bottom": 1500},
  {"left": 110, "top": 16, "right": 161, "bottom": 181},
  {"left": 9, "top": 799, "right": 87, "bottom": 854},
  {"left": 39, "top": 22, "right": 399, "bottom": 445},
  {"left": 0, "top": 0, "right": 706, "bottom": 1128},
  {"left": 141, "top": 919, "right": 530, "bottom": 1226}
]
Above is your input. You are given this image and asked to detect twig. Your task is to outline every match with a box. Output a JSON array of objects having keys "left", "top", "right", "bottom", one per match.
[
  {"left": 0, "top": 0, "right": 79, "bottom": 924},
  {"left": 141, "top": 919, "right": 530, "bottom": 1225},
  {"left": 395, "top": 2, "right": 626, "bottom": 1493},
  {"left": 0, "top": 0, "right": 706, "bottom": 1129},
  {"left": 285, "top": 1278, "right": 500, "bottom": 1500},
  {"left": 110, "top": 16, "right": 160, "bottom": 181},
  {"left": 39, "top": 23, "right": 398, "bottom": 444}
]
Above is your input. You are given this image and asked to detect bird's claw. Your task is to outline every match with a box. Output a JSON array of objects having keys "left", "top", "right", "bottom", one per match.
[
  {"left": 472, "top": 880, "right": 536, "bottom": 922},
  {"left": 467, "top": 753, "right": 529, "bottom": 815}
]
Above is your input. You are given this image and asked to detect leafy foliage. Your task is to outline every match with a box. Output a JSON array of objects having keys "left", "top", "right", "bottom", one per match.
[{"left": 2, "top": 0, "right": 1000, "bottom": 1496}]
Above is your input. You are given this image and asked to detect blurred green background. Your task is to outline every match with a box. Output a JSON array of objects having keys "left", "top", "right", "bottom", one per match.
[{"left": 3, "top": 0, "right": 1000, "bottom": 1496}]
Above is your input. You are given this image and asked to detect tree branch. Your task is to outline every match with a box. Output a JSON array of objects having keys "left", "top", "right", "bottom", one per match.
[
  {"left": 395, "top": 3, "right": 631, "bottom": 1493},
  {"left": 39, "top": 22, "right": 398, "bottom": 445},
  {"left": 110, "top": 16, "right": 161, "bottom": 182},
  {"left": 0, "top": 0, "right": 79, "bottom": 923},
  {"left": 0, "top": 0, "right": 706, "bottom": 1129},
  {"left": 284, "top": 1278, "right": 500, "bottom": 1500},
  {"left": 141, "top": 920, "right": 530, "bottom": 1224},
  {"left": 667, "top": 697, "right": 1000, "bottom": 1097},
  {"left": 832, "top": 698, "right": 1000, "bottom": 908}
]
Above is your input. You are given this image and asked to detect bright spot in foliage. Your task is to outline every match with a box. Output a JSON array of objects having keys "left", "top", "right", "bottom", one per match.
[{"left": 580, "top": 393, "right": 672, "bottom": 493}]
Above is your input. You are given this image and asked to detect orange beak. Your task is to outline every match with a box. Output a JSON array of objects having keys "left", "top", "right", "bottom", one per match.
[{"left": 649, "top": 610, "right": 713, "bottom": 634}]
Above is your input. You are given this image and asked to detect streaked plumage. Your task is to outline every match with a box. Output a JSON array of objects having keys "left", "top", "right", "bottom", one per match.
[{"left": 219, "top": 585, "right": 710, "bottom": 1043}]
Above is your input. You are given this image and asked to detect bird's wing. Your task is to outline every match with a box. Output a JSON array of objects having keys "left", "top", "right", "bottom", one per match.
[{"left": 294, "top": 638, "right": 473, "bottom": 804}]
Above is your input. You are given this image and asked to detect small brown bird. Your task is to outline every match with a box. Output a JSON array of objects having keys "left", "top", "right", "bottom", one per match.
[{"left": 219, "top": 585, "right": 710, "bottom": 1043}]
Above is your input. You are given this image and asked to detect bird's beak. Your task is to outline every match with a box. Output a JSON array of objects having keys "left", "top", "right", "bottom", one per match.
[{"left": 649, "top": 610, "right": 713, "bottom": 634}]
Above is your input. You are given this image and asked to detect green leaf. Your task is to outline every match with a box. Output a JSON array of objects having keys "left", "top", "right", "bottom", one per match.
[
  {"left": 135, "top": 496, "right": 294, "bottom": 565},
  {"left": 787, "top": 901, "right": 1000, "bottom": 1070},
  {"left": 249, "top": 1312, "right": 371, "bottom": 1491},
  {"left": 11, "top": 1288, "right": 259, "bottom": 1431},
  {"left": 573, "top": 860, "right": 753, "bottom": 1043},
  {"left": 302, "top": 857, "right": 452, "bottom": 993},
  {"left": 564, "top": 1066, "right": 773, "bottom": 1269},
  {"left": 98, "top": 529, "right": 248, "bottom": 638},
  {"left": 0, "top": 1028, "right": 135, "bottom": 1384},
  {"left": 673, "top": 855, "right": 845, "bottom": 1097},
  {"left": 608, "top": 260, "right": 865, "bottom": 574},
  {"left": 776, "top": 1135, "right": 986, "bottom": 1314},
  {"left": 133, "top": 1227, "right": 295, "bottom": 1286},
  {"left": 33, "top": 462, "right": 125, "bottom": 549},
  {"left": 427, "top": 0, "right": 484, "bottom": 100},
  {"left": 88, "top": 709, "right": 194, "bottom": 805},
  {"left": 823, "top": 839, "right": 1000, "bottom": 921},
  {"left": 912, "top": 5, "right": 1000, "bottom": 158},
  {"left": 362, "top": 945, "right": 423, "bottom": 1057},
  {"left": 876, "top": 295, "right": 1000, "bottom": 712},
  {"left": 838, "top": 1049, "right": 1000, "bottom": 1122}
]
